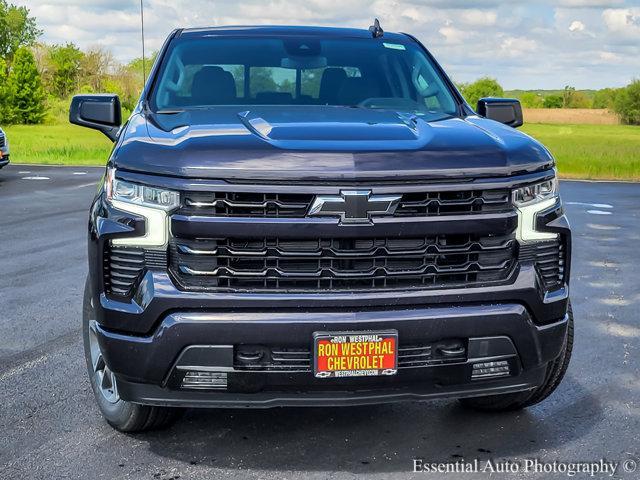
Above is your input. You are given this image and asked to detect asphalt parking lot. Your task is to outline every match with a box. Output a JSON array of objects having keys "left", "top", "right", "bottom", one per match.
[{"left": 1, "top": 164, "right": 639, "bottom": 479}]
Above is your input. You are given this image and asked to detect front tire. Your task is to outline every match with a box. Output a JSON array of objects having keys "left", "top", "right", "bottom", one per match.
[
  {"left": 82, "top": 278, "right": 179, "bottom": 432},
  {"left": 460, "top": 302, "right": 574, "bottom": 412}
]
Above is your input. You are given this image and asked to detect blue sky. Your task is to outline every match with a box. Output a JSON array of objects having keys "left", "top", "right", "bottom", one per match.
[{"left": 17, "top": 0, "right": 640, "bottom": 89}]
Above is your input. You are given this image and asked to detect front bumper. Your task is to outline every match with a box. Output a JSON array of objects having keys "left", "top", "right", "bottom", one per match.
[
  {"left": 0, "top": 154, "right": 9, "bottom": 169},
  {"left": 116, "top": 368, "right": 550, "bottom": 409},
  {"left": 95, "top": 302, "right": 569, "bottom": 408}
]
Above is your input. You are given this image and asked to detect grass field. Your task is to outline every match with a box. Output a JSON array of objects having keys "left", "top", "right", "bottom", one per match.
[
  {"left": 521, "top": 124, "right": 640, "bottom": 181},
  {"left": 4, "top": 122, "right": 640, "bottom": 181},
  {"left": 4, "top": 124, "right": 112, "bottom": 166}
]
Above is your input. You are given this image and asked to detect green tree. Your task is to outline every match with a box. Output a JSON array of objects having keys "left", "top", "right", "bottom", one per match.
[
  {"left": 593, "top": 88, "right": 618, "bottom": 109},
  {"left": 543, "top": 94, "right": 563, "bottom": 108},
  {"left": 614, "top": 80, "right": 640, "bottom": 125},
  {"left": 301, "top": 69, "right": 323, "bottom": 98},
  {"left": 459, "top": 77, "right": 504, "bottom": 108},
  {"left": 0, "top": 56, "right": 14, "bottom": 122},
  {"left": 566, "top": 90, "right": 591, "bottom": 108},
  {"left": 562, "top": 86, "right": 574, "bottom": 108},
  {"left": 97, "top": 51, "right": 160, "bottom": 110},
  {"left": 79, "top": 47, "right": 115, "bottom": 92},
  {"left": 127, "top": 51, "right": 158, "bottom": 82},
  {"left": 559, "top": 85, "right": 591, "bottom": 108},
  {"left": 278, "top": 78, "right": 295, "bottom": 94},
  {"left": 231, "top": 65, "right": 245, "bottom": 96},
  {"left": 0, "top": 1, "right": 41, "bottom": 62},
  {"left": 103, "top": 71, "right": 138, "bottom": 112},
  {"left": 249, "top": 67, "right": 279, "bottom": 96},
  {"left": 48, "top": 43, "right": 84, "bottom": 98},
  {"left": 519, "top": 92, "right": 544, "bottom": 108},
  {"left": 7, "top": 47, "right": 46, "bottom": 123}
]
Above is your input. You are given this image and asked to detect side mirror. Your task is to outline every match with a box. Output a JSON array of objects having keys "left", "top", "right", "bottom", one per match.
[
  {"left": 477, "top": 98, "right": 523, "bottom": 128},
  {"left": 70, "top": 94, "right": 122, "bottom": 141}
]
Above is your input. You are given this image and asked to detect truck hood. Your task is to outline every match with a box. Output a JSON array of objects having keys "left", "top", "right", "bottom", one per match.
[{"left": 113, "top": 106, "right": 554, "bottom": 181}]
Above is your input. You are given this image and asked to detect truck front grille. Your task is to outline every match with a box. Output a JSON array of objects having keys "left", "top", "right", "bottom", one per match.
[
  {"left": 0, "top": 133, "right": 5, "bottom": 148},
  {"left": 180, "top": 189, "right": 511, "bottom": 218},
  {"left": 395, "top": 189, "right": 511, "bottom": 216},
  {"left": 183, "top": 192, "right": 314, "bottom": 218},
  {"left": 170, "top": 233, "right": 517, "bottom": 292}
]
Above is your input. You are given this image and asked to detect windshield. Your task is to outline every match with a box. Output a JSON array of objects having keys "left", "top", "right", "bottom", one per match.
[{"left": 150, "top": 35, "right": 459, "bottom": 118}]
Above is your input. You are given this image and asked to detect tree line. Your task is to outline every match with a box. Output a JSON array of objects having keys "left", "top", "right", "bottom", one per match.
[
  {"left": 457, "top": 77, "right": 640, "bottom": 124},
  {"left": 0, "top": 1, "right": 639, "bottom": 126}
]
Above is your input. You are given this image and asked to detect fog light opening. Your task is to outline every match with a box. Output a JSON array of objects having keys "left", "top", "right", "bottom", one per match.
[
  {"left": 471, "top": 360, "right": 510, "bottom": 380},
  {"left": 181, "top": 371, "right": 228, "bottom": 390}
]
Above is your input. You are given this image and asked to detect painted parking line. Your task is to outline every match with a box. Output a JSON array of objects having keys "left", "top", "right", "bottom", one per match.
[
  {"left": 566, "top": 202, "right": 613, "bottom": 209},
  {"left": 587, "top": 223, "right": 620, "bottom": 230},
  {"left": 66, "top": 181, "right": 98, "bottom": 190}
]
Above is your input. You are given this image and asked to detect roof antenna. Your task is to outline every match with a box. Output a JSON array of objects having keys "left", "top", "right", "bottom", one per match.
[
  {"left": 140, "top": 0, "right": 146, "bottom": 83},
  {"left": 369, "top": 18, "right": 384, "bottom": 38}
]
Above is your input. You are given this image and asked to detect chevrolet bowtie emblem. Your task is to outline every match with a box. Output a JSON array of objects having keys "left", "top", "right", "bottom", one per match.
[{"left": 308, "top": 190, "right": 402, "bottom": 224}]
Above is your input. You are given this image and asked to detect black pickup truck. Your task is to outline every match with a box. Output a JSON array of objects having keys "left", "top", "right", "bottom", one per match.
[
  {"left": 0, "top": 127, "right": 9, "bottom": 168},
  {"left": 71, "top": 23, "right": 572, "bottom": 432}
]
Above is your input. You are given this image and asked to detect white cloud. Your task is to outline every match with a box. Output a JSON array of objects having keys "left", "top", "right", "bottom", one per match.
[
  {"left": 438, "top": 25, "right": 471, "bottom": 44},
  {"left": 569, "top": 20, "right": 586, "bottom": 31},
  {"left": 602, "top": 8, "right": 640, "bottom": 38},
  {"left": 498, "top": 36, "right": 538, "bottom": 58},
  {"left": 599, "top": 50, "right": 623, "bottom": 61},
  {"left": 458, "top": 9, "right": 498, "bottom": 27},
  {"left": 556, "top": 0, "right": 624, "bottom": 7}
]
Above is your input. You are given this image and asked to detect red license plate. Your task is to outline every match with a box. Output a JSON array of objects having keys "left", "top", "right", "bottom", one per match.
[{"left": 313, "top": 331, "right": 398, "bottom": 378}]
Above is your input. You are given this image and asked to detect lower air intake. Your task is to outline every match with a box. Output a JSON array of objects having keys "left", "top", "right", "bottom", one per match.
[
  {"left": 519, "top": 239, "right": 565, "bottom": 291},
  {"left": 103, "top": 247, "right": 145, "bottom": 297},
  {"left": 103, "top": 246, "right": 168, "bottom": 298}
]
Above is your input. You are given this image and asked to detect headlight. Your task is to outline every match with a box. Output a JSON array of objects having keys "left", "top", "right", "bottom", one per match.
[
  {"left": 106, "top": 168, "right": 179, "bottom": 211},
  {"left": 513, "top": 178, "right": 557, "bottom": 207},
  {"left": 105, "top": 168, "right": 179, "bottom": 247},
  {"left": 513, "top": 178, "right": 559, "bottom": 242}
]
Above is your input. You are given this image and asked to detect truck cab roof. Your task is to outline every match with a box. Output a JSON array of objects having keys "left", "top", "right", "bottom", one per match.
[{"left": 178, "top": 25, "right": 409, "bottom": 42}]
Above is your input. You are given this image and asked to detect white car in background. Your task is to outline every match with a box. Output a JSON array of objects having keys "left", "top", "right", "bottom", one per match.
[{"left": 0, "top": 127, "right": 9, "bottom": 168}]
